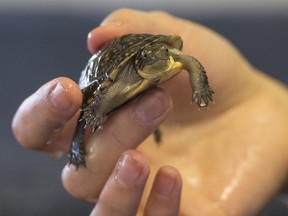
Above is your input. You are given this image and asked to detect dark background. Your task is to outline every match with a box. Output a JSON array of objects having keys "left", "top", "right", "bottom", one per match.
[{"left": 0, "top": 10, "right": 287, "bottom": 215}]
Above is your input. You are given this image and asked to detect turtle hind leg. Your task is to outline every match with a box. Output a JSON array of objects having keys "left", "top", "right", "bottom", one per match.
[
  {"left": 153, "top": 128, "right": 162, "bottom": 143},
  {"left": 68, "top": 119, "right": 86, "bottom": 169}
]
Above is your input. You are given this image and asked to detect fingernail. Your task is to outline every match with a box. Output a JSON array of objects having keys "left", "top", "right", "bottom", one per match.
[
  {"left": 154, "top": 169, "right": 176, "bottom": 197},
  {"left": 87, "top": 31, "right": 92, "bottom": 39},
  {"left": 135, "top": 90, "right": 170, "bottom": 123},
  {"left": 115, "top": 154, "right": 143, "bottom": 187},
  {"left": 50, "top": 82, "right": 73, "bottom": 111}
]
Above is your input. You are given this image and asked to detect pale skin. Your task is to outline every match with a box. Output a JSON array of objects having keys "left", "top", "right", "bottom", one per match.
[{"left": 12, "top": 9, "right": 288, "bottom": 216}]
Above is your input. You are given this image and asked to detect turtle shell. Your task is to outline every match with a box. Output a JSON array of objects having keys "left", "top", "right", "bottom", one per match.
[
  {"left": 68, "top": 33, "right": 214, "bottom": 169},
  {"left": 78, "top": 34, "right": 183, "bottom": 90}
]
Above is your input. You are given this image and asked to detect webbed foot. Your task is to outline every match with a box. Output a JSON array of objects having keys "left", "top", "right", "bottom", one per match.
[
  {"left": 192, "top": 86, "right": 214, "bottom": 107},
  {"left": 79, "top": 100, "right": 105, "bottom": 132}
]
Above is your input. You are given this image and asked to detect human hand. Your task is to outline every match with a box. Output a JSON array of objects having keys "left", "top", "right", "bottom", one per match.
[
  {"left": 12, "top": 74, "right": 182, "bottom": 215},
  {"left": 87, "top": 150, "right": 182, "bottom": 216},
  {"left": 12, "top": 9, "right": 288, "bottom": 216}
]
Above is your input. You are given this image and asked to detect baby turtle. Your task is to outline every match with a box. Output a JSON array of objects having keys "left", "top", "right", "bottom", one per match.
[{"left": 68, "top": 34, "right": 214, "bottom": 168}]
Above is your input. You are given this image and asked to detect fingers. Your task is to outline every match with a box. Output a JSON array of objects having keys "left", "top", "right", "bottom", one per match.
[
  {"left": 12, "top": 77, "right": 82, "bottom": 154},
  {"left": 62, "top": 88, "right": 172, "bottom": 201},
  {"left": 145, "top": 166, "right": 182, "bottom": 216},
  {"left": 90, "top": 150, "right": 149, "bottom": 216},
  {"left": 90, "top": 150, "right": 182, "bottom": 216}
]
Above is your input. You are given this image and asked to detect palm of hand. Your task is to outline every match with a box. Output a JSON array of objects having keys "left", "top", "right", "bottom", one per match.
[
  {"left": 130, "top": 16, "right": 288, "bottom": 214},
  {"left": 139, "top": 66, "right": 288, "bottom": 215}
]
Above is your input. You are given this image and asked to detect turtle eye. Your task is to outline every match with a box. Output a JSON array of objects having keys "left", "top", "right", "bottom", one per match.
[
  {"left": 160, "top": 45, "right": 169, "bottom": 54},
  {"left": 160, "top": 45, "right": 168, "bottom": 52},
  {"left": 141, "top": 51, "right": 148, "bottom": 59}
]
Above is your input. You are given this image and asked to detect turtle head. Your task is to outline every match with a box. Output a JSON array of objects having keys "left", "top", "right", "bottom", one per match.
[{"left": 134, "top": 44, "right": 182, "bottom": 80}]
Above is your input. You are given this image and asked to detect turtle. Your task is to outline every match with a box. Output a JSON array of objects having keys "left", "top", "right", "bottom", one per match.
[{"left": 68, "top": 34, "right": 214, "bottom": 169}]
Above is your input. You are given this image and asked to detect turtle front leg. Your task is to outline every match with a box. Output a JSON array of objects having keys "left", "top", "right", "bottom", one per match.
[
  {"left": 68, "top": 99, "right": 106, "bottom": 169},
  {"left": 170, "top": 49, "right": 214, "bottom": 107},
  {"left": 68, "top": 95, "right": 107, "bottom": 169},
  {"left": 80, "top": 96, "right": 105, "bottom": 132},
  {"left": 185, "top": 56, "right": 214, "bottom": 107}
]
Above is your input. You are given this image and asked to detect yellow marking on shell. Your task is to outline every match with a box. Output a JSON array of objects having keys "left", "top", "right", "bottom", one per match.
[{"left": 109, "top": 67, "right": 121, "bottom": 81}]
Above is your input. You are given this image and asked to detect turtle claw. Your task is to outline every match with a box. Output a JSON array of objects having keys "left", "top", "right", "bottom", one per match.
[
  {"left": 192, "top": 87, "right": 214, "bottom": 107},
  {"left": 80, "top": 101, "right": 104, "bottom": 133},
  {"left": 68, "top": 148, "right": 86, "bottom": 170},
  {"left": 92, "top": 124, "right": 103, "bottom": 133},
  {"left": 68, "top": 119, "right": 87, "bottom": 170},
  {"left": 86, "top": 116, "right": 103, "bottom": 133}
]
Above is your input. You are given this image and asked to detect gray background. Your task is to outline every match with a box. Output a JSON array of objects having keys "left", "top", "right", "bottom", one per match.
[{"left": 0, "top": 1, "right": 287, "bottom": 215}]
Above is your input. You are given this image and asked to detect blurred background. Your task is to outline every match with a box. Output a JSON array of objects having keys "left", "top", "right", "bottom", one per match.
[{"left": 0, "top": 0, "right": 287, "bottom": 215}]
